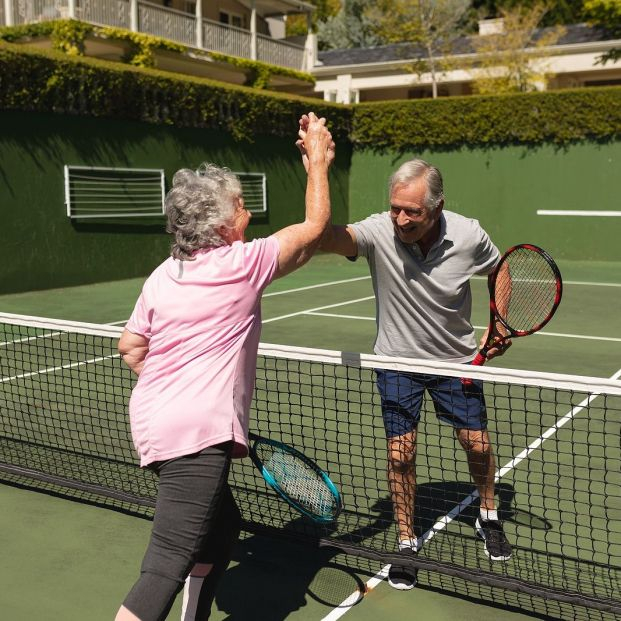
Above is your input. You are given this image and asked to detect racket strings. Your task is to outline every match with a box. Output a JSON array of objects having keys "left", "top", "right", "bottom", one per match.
[
  {"left": 499, "top": 249, "right": 558, "bottom": 332},
  {"left": 257, "top": 444, "right": 338, "bottom": 519}
]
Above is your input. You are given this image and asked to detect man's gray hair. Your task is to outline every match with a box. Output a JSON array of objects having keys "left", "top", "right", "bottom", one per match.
[
  {"left": 165, "top": 163, "right": 243, "bottom": 260},
  {"left": 389, "top": 159, "right": 445, "bottom": 212}
]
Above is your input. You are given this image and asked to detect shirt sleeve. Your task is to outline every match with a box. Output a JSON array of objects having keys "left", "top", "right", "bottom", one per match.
[
  {"left": 125, "top": 291, "right": 153, "bottom": 338},
  {"left": 472, "top": 221, "right": 500, "bottom": 276},
  {"left": 244, "top": 235, "right": 280, "bottom": 292},
  {"left": 348, "top": 213, "right": 386, "bottom": 259}
]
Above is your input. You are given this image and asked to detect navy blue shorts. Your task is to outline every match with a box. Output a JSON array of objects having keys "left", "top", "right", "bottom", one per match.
[{"left": 375, "top": 369, "right": 487, "bottom": 438}]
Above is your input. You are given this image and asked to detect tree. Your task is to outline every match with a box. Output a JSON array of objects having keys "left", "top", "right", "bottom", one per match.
[
  {"left": 368, "top": 0, "right": 471, "bottom": 98},
  {"left": 470, "top": 3, "right": 566, "bottom": 94},
  {"left": 316, "top": 0, "right": 384, "bottom": 50},
  {"left": 285, "top": 0, "right": 341, "bottom": 38},
  {"left": 470, "top": 0, "right": 585, "bottom": 27},
  {"left": 583, "top": 0, "right": 621, "bottom": 64}
]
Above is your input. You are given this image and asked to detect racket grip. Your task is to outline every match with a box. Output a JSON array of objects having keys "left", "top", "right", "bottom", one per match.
[{"left": 460, "top": 352, "right": 487, "bottom": 386}]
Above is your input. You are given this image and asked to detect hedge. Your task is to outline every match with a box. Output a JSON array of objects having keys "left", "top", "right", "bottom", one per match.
[
  {"left": 0, "top": 41, "right": 349, "bottom": 142},
  {"left": 352, "top": 88, "right": 621, "bottom": 149},
  {"left": 0, "top": 39, "right": 619, "bottom": 149},
  {"left": 0, "top": 19, "right": 315, "bottom": 87}
]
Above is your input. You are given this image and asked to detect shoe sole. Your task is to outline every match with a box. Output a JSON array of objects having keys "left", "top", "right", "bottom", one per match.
[
  {"left": 388, "top": 577, "right": 416, "bottom": 590},
  {"left": 475, "top": 520, "right": 512, "bottom": 562}
]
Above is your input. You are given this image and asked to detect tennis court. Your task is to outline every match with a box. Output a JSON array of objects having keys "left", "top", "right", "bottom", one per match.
[{"left": 1, "top": 252, "right": 620, "bottom": 621}]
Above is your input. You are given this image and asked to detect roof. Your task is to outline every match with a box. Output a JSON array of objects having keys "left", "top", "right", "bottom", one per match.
[{"left": 316, "top": 23, "right": 617, "bottom": 67}]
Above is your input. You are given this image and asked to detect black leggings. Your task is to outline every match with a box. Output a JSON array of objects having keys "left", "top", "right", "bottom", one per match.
[{"left": 123, "top": 442, "right": 241, "bottom": 621}]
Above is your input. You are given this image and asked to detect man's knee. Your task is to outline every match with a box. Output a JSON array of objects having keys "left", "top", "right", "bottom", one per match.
[
  {"left": 388, "top": 451, "right": 416, "bottom": 474},
  {"left": 457, "top": 429, "right": 492, "bottom": 455}
]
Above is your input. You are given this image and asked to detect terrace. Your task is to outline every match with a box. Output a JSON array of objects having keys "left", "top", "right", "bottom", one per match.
[{"left": 0, "top": 0, "right": 317, "bottom": 71}]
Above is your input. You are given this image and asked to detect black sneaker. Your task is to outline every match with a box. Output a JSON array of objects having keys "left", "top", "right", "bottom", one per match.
[
  {"left": 475, "top": 518, "right": 512, "bottom": 561},
  {"left": 388, "top": 549, "right": 417, "bottom": 590}
]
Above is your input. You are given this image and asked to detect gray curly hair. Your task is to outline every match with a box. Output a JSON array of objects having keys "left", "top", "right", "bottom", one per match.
[
  {"left": 389, "top": 159, "right": 444, "bottom": 212},
  {"left": 165, "top": 163, "right": 243, "bottom": 260}
]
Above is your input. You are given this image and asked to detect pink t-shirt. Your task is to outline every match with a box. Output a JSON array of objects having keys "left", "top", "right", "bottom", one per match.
[{"left": 125, "top": 236, "right": 280, "bottom": 467}]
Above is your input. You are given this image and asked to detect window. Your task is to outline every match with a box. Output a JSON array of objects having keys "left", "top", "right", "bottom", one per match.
[
  {"left": 234, "top": 172, "right": 267, "bottom": 214},
  {"left": 64, "top": 166, "right": 165, "bottom": 219},
  {"left": 219, "top": 10, "right": 244, "bottom": 28}
]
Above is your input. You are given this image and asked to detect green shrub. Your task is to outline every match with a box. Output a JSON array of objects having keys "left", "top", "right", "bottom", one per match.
[
  {"left": 0, "top": 19, "right": 315, "bottom": 86},
  {"left": 0, "top": 41, "right": 349, "bottom": 142},
  {"left": 352, "top": 89, "right": 621, "bottom": 149},
  {"left": 1, "top": 30, "right": 619, "bottom": 150}
]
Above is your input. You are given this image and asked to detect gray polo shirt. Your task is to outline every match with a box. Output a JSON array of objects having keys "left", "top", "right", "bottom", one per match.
[{"left": 350, "top": 210, "right": 499, "bottom": 363}]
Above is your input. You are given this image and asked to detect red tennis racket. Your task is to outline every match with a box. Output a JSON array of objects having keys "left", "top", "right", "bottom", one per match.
[{"left": 462, "top": 244, "right": 563, "bottom": 385}]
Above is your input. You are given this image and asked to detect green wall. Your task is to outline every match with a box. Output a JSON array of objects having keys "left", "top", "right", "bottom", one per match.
[
  {"left": 349, "top": 141, "right": 621, "bottom": 262},
  {"left": 0, "top": 110, "right": 351, "bottom": 293},
  {"left": 1, "top": 108, "right": 619, "bottom": 294}
]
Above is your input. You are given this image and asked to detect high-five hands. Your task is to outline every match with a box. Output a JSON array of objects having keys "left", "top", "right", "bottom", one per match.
[{"left": 296, "top": 112, "right": 336, "bottom": 172}]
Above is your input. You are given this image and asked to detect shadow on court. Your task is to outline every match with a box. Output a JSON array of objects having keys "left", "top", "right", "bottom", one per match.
[
  {"left": 414, "top": 481, "right": 553, "bottom": 535},
  {"left": 216, "top": 517, "right": 369, "bottom": 620}
]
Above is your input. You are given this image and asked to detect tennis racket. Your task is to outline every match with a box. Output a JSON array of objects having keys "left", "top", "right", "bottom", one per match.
[
  {"left": 462, "top": 244, "right": 562, "bottom": 385},
  {"left": 248, "top": 431, "right": 342, "bottom": 523}
]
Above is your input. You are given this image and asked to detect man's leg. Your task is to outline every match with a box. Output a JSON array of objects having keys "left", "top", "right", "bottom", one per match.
[
  {"left": 456, "top": 428, "right": 496, "bottom": 514},
  {"left": 376, "top": 369, "right": 424, "bottom": 590},
  {"left": 456, "top": 427, "right": 512, "bottom": 561},
  {"left": 387, "top": 431, "right": 418, "bottom": 545},
  {"left": 431, "top": 377, "right": 512, "bottom": 562}
]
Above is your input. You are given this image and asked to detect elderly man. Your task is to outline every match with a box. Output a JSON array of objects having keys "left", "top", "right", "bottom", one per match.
[{"left": 297, "top": 126, "right": 512, "bottom": 591}]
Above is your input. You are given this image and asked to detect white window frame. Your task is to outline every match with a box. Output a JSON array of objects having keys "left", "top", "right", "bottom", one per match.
[
  {"left": 234, "top": 172, "right": 267, "bottom": 214},
  {"left": 64, "top": 165, "right": 166, "bottom": 219}
]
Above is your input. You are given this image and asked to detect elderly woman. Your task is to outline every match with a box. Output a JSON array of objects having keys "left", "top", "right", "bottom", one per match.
[{"left": 115, "top": 112, "right": 334, "bottom": 621}]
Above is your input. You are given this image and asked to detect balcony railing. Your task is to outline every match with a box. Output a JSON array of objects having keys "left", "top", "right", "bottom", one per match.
[
  {"left": 139, "top": 2, "right": 195, "bottom": 46},
  {"left": 257, "top": 33, "right": 304, "bottom": 69},
  {"left": 77, "top": 0, "right": 131, "bottom": 29},
  {"left": 203, "top": 19, "right": 251, "bottom": 60},
  {"left": 3, "top": 0, "right": 308, "bottom": 70}
]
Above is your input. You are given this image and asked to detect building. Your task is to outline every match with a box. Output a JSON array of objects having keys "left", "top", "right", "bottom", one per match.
[
  {"left": 0, "top": 0, "right": 319, "bottom": 90},
  {"left": 314, "top": 21, "right": 621, "bottom": 103},
  {"left": 2, "top": 2, "right": 620, "bottom": 102}
]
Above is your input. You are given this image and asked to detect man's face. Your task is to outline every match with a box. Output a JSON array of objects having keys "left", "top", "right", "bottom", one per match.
[{"left": 389, "top": 181, "right": 441, "bottom": 247}]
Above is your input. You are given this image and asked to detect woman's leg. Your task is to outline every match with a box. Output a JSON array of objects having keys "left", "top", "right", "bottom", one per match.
[
  {"left": 118, "top": 443, "right": 234, "bottom": 621},
  {"left": 182, "top": 485, "right": 241, "bottom": 620}
]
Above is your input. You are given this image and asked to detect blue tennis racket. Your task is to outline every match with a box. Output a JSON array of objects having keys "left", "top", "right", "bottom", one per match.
[{"left": 248, "top": 432, "right": 342, "bottom": 523}]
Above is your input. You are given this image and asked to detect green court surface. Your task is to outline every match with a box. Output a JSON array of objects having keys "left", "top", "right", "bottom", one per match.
[{"left": 1, "top": 253, "right": 620, "bottom": 620}]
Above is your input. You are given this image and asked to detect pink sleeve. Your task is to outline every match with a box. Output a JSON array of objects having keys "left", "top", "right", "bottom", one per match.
[
  {"left": 125, "top": 292, "right": 153, "bottom": 338},
  {"left": 244, "top": 236, "right": 280, "bottom": 292}
]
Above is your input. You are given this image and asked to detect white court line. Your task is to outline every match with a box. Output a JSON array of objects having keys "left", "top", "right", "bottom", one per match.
[
  {"left": 306, "top": 313, "right": 621, "bottom": 343},
  {"left": 322, "top": 367, "right": 621, "bottom": 620},
  {"left": 321, "top": 567, "right": 390, "bottom": 621},
  {"left": 262, "top": 296, "right": 375, "bottom": 324},
  {"left": 537, "top": 210, "right": 621, "bottom": 217},
  {"left": 307, "top": 312, "right": 374, "bottom": 322},
  {"left": 0, "top": 353, "right": 120, "bottom": 384},
  {"left": 0, "top": 319, "right": 126, "bottom": 381},
  {"left": 470, "top": 325, "right": 621, "bottom": 343},
  {"left": 471, "top": 275, "right": 621, "bottom": 288},
  {"left": 563, "top": 280, "right": 621, "bottom": 288},
  {"left": 0, "top": 319, "right": 127, "bottom": 348},
  {"left": 264, "top": 276, "right": 371, "bottom": 298},
  {"left": 0, "top": 331, "right": 63, "bottom": 347}
]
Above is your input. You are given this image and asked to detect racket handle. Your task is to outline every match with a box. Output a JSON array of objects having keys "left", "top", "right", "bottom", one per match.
[{"left": 460, "top": 352, "right": 487, "bottom": 386}]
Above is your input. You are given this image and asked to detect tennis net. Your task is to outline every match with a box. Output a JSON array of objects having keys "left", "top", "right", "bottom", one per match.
[{"left": 1, "top": 311, "right": 620, "bottom": 615}]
